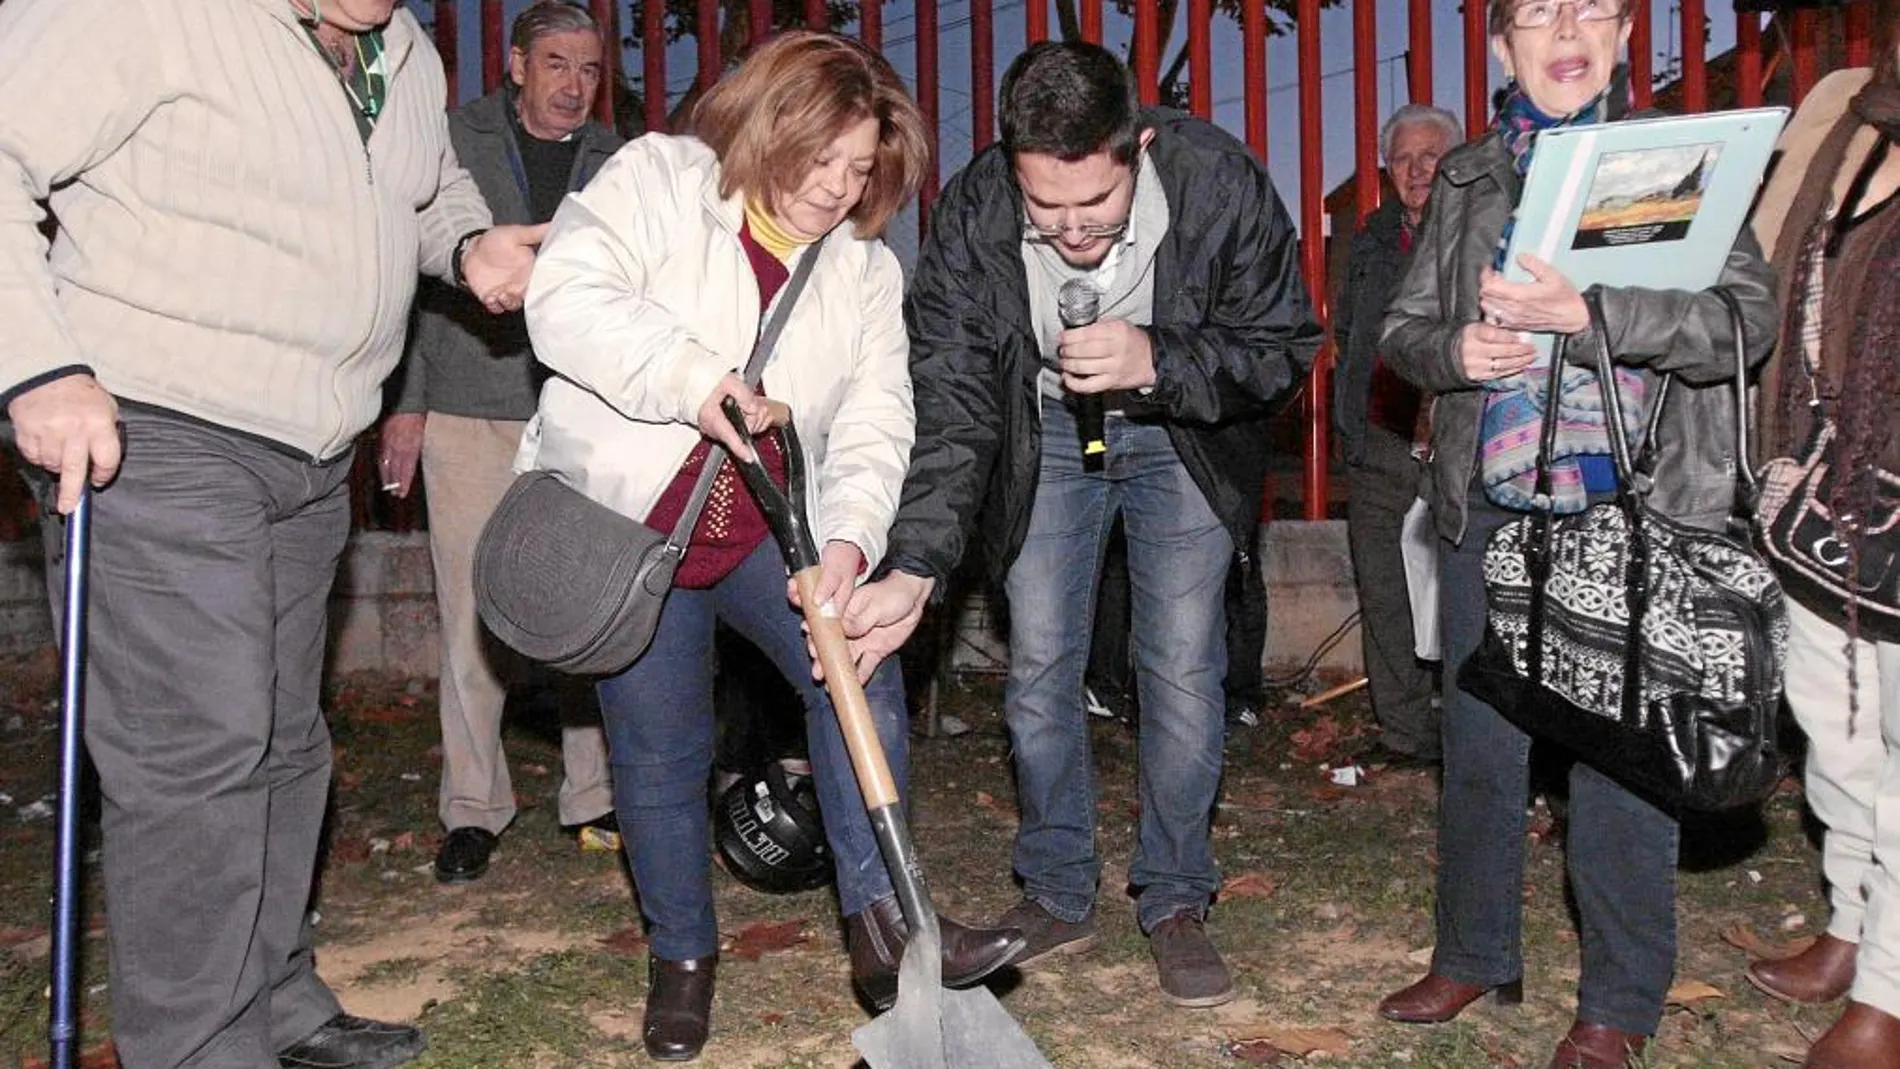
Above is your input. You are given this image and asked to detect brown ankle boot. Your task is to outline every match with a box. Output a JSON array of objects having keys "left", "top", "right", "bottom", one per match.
[
  {"left": 1748, "top": 933, "right": 1857, "bottom": 1005},
  {"left": 643, "top": 953, "right": 716, "bottom": 1062},
  {"left": 1547, "top": 1021, "right": 1648, "bottom": 1069},
  {"left": 1805, "top": 1001, "right": 1900, "bottom": 1069},
  {"left": 1377, "top": 972, "right": 1523, "bottom": 1024},
  {"left": 846, "top": 896, "right": 1026, "bottom": 1011}
]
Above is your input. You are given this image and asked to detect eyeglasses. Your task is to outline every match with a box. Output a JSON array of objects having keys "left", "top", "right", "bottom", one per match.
[
  {"left": 1020, "top": 161, "right": 1139, "bottom": 245},
  {"left": 1508, "top": 0, "right": 1623, "bottom": 29}
]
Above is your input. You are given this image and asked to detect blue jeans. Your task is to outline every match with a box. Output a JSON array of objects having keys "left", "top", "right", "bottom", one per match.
[
  {"left": 1004, "top": 400, "right": 1233, "bottom": 933},
  {"left": 596, "top": 541, "right": 908, "bottom": 961},
  {"left": 1433, "top": 492, "right": 1679, "bottom": 1036}
]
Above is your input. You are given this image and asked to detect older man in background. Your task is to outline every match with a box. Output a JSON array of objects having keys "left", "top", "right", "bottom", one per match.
[
  {"left": 1333, "top": 103, "right": 1461, "bottom": 770},
  {"left": 0, "top": 0, "right": 540, "bottom": 1065},
  {"left": 379, "top": 0, "right": 624, "bottom": 886}
]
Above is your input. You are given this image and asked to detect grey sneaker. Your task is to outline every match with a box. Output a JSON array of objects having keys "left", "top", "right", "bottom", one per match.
[
  {"left": 997, "top": 897, "right": 1101, "bottom": 968},
  {"left": 1148, "top": 910, "right": 1235, "bottom": 1008}
]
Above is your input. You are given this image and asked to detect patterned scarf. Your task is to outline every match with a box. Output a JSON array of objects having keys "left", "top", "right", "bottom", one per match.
[{"left": 1479, "top": 67, "right": 1650, "bottom": 514}]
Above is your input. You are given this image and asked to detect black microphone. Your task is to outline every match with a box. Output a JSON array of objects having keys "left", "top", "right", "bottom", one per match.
[{"left": 1056, "top": 278, "right": 1107, "bottom": 472}]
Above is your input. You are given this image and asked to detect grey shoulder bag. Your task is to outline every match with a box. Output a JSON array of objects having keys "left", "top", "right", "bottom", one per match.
[{"left": 473, "top": 237, "right": 824, "bottom": 675}]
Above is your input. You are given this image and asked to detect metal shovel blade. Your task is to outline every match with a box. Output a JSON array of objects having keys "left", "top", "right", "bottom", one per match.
[{"left": 852, "top": 915, "right": 1051, "bottom": 1069}]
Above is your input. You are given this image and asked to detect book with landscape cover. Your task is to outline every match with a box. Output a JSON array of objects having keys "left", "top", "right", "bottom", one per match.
[{"left": 1502, "top": 107, "right": 1789, "bottom": 358}]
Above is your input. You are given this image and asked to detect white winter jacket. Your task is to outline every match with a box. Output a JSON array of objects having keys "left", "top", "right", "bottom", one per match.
[{"left": 519, "top": 134, "right": 915, "bottom": 570}]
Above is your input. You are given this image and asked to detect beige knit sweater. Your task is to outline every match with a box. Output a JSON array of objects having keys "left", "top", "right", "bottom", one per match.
[{"left": 0, "top": 0, "right": 491, "bottom": 460}]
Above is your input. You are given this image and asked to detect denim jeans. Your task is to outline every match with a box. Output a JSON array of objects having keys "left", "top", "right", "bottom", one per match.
[
  {"left": 596, "top": 541, "right": 907, "bottom": 961},
  {"left": 1004, "top": 400, "right": 1233, "bottom": 933},
  {"left": 1433, "top": 492, "right": 1679, "bottom": 1036}
]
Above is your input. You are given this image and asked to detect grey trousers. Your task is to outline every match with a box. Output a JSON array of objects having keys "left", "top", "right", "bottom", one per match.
[
  {"left": 1346, "top": 425, "right": 1439, "bottom": 757},
  {"left": 42, "top": 410, "right": 346, "bottom": 1069}
]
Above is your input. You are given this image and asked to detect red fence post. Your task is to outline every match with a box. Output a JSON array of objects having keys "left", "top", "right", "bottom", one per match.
[
  {"left": 1408, "top": 0, "right": 1432, "bottom": 103},
  {"left": 918, "top": 0, "right": 941, "bottom": 240},
  {"left": 1297, "top": 0, "right": 1329, "bottom": 520},
  {"left": 1681, "top": 0, "right": 1706, "bottom": 113},
  {"left": 435, "top": 0, "right": 458, "bottom": 105},
  {"left": 1629, "top": 0, "right": 1652, "bottom": 109},
  {"left": 481, "top": 0, "right": 504, "bottom": 93},
  {"left": 1464, "top": 0, "right": 1487, "bottom": 140},
  {"left": 643, "top": 0, "right": 666, "bottom": 131},
  {"left": 1027, "top": 0, "right": 1048, "bottom": 44},
  {"left": 973, "top": 0, "right": 995, "bottom": 149},
  {"left": 751, "top": 0, "right": 772, "bottom": 46},
  {"left": 1792, "top": 7, "right": 1819, "bottom": 105},
  {"left": 589, "top": 0, "right": 617, "bottom": 127},
  {"left": 1082, "top": 0, "right": 1103, "bottom": 44},
  {"left": 861, "top": 0, "right": 882, "bottom": 49},
  {"left": 1134, "top": 0, "right": 1160, "bottom": 104},
  {"left": 1353, "top": 0, "right": 1378, "bottom": 226},
  {"left": 1846, "top": 1, "right": 1873, "bottom": 68},
  {"left": 1243, "top": 0, "right": 1268, "bottom": 160},
  {"left": 1735, "top": 7, "right": 1762, "bottom": 108},
  {"left": 805, "top": 0, "right": 827, "bottom": 30},
  {"left": 697, "top": 0, "right": 720, "bottom": 93},
  {"left": 1189, "top": 0, "right": 1213, "bottom": 117}
]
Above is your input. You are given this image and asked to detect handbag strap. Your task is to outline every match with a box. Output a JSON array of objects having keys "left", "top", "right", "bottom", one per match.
[{"left": 661, "top": 234, "right": 829, "bottom": 554}]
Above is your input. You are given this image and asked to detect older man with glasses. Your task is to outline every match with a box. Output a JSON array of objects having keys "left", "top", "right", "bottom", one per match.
[{"left": 838, "top": 40, "right": 1321, "bottom": 1009}]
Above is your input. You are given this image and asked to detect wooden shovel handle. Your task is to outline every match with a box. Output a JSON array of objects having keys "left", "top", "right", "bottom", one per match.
[{"left": 794, "top": 565, "right": 900, "bottom": 810}]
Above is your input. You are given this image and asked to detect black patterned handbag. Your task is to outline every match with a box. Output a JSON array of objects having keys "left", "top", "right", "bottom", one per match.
[{"left": 1458, "top": 290, "right": 1789, "bottom": 811}]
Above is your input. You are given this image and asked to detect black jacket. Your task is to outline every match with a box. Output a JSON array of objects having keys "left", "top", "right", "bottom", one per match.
[
  {"left": 1332, "top": 197, "right": 1414, "bottom": 465},
  {"left": 1381, "top": 129, "right": 1780, "bottom": 544},
  {"left": 884, "top": 109, "right": 1323, "bottom": 589}
]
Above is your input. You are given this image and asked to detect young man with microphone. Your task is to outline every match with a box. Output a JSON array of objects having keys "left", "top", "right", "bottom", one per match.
[{"left": 842, "top": 41, "right": 1320, "bottom": 1008}]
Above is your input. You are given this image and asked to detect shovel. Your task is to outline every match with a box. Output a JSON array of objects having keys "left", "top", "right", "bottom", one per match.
[
  {"left": 718, "top": 400, "right": 1051, "bottom": 1069},
  {"left": 49, "top": 488, "right": 92, "bottom": 1069}
]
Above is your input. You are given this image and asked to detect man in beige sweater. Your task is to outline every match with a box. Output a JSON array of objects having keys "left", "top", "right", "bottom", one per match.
[{"left": 0, "top": 0, "right": 543, "bottom": 1066}]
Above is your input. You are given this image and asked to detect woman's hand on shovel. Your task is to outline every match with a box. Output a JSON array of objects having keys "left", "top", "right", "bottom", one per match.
[{"left": 788, "top": 540, "right": 865, "bottom": 621}]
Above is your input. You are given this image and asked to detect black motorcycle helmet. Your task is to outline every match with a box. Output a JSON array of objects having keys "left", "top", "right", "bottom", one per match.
[{"left": 714, "top": 760, "right": 833, "bottom": 894}]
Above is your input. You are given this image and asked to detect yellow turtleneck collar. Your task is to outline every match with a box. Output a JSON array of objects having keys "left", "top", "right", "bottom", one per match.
[{"left": 743, "top": 199, "right": 814, "bottom": 263}]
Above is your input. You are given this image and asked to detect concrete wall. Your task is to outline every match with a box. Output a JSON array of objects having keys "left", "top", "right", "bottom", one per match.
[{"left": 0, "top": 522, "right": 1364, "bottom": 678}]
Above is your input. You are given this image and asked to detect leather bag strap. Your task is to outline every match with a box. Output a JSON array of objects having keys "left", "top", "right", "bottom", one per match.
[{"left": 662, "top": 234, "right": 829, "bottom": 553}]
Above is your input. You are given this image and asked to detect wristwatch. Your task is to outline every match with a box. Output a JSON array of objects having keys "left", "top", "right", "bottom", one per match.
[{"left": 449, "top": 228, "right": 486, "bottom": 290}]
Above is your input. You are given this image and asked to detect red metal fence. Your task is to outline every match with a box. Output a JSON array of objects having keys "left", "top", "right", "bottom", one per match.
[{"left": 0, "top": 2, "right": 1880, "bottom": 540}]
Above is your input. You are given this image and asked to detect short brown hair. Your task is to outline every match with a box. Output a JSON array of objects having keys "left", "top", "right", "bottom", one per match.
[{"left": 691, "top": 31, "right": 929, "bottom": 239}]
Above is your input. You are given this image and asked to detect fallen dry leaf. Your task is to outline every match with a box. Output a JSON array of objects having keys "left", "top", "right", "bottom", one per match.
[
  {"left": 598, "top": 925, "right": 647, "bottom": 956},
  {"left": 1667, "top": 979, "right": 1726, "bottom": 1006},
  {"left": 1233, "top": 1026, "right": 1353, "bottom": 1058},
  {"left": 0, "top": 927, "right": 45, "bottom": 948},
  {"left": 1222, "top": 871, "right": 1278, "bottom": 900},
  {"left": 973, "top": 791, "right": 1018, "bottom": 821},
  {"left": 1721, "top": 924, "right": 1815, "bottom": 963},
  {"left": 1221, "top": 1037, "right": 1290, "bottom": 1064},
  {"left": 724, "top": 919, "right": 809, "bottom": 961},
  {"left": 390, "top": 831, "right": 415, "bottom": 852}
]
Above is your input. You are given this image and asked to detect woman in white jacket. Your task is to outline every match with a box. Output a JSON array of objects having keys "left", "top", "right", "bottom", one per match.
[{"left": 520, "top": 31, "right": 1022, "bottom": 1062}]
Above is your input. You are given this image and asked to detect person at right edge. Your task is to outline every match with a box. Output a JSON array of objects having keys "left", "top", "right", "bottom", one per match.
[
  {"left": 1742, "top": 25, "right": 1900, "bottom": 1069},
  {"left": 1373, "top": 0, "right": 1778, "bottom": 1065},
  {"left": 839, "top": 41, "right": 1321, "bottom": 1009}
]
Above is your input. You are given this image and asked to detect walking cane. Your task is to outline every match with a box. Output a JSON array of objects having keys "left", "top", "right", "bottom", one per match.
[{"left": 50, "top": 487, "right": 92, "bottom": 1069}]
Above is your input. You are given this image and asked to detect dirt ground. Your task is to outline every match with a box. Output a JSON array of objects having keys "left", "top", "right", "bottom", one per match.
[{"left": 0, "top": 647, "right": 1846, "bottom": 1068}]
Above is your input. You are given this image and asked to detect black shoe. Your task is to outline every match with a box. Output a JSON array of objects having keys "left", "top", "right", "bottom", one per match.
[
  {"left": 432, "top": 827, "right": 498, "bottom": 883},
  {"left": 279, "top": 1013, "right": 426, "bottom": 1069},
  {"left": 644, "top": 953, "right": 716, "bottom": 1061},
  {"left": 1355, "top": 742, "right": 1440, "bottom": 772}
]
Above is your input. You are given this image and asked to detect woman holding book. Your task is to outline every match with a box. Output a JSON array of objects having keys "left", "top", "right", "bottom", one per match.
[
  {"left": 1741, "top": 30, "right": 1900, "bottom": 1069},
  {"left": 520, "top": 32, "right": 1022, "bottom": 1062},
  {"left": 1371, "top": 0, "right": 1779, "bottom": 1064}
]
